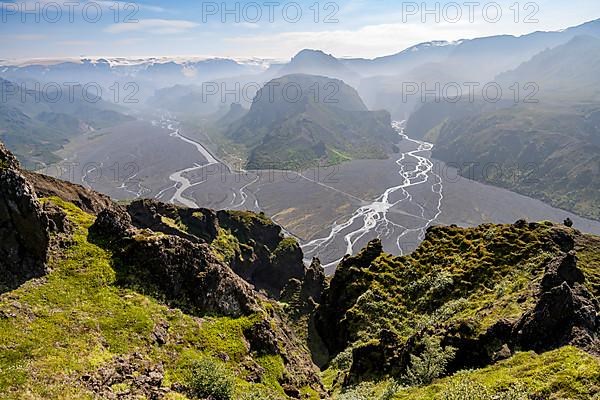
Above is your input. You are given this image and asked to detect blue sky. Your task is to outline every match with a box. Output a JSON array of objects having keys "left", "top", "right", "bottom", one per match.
[{"left": 1, "top": 0, "right": 600, "bottom": 61}]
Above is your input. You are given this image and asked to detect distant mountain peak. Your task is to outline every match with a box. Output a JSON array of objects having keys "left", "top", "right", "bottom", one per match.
[
  {"left": 277, "top": 49, "right": 360, "bottom": 83},
  {"left": 288, "top": 49, "right": 340, "bottom": 66},
  {"left": 293, "top": 49, "right": 333, "bottom": 58}
]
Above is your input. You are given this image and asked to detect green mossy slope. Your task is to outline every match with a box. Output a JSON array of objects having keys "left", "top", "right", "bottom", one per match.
[{"left": 0, "top": 197, "right": 311, "bottom": 399}]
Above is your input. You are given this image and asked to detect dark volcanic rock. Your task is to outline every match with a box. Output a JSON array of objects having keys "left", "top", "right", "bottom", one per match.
[
  {"left": 540, "top": 251, "right": 585, "bottom": 290},
  {"left": 512, "top": 249, "right": 599, "bottom": 353},
  {"left": 0, "top": 142, "right": 49, "bottom": 293},
  {"left": 315, "top": 239, "right": 383, "bottom": 357},
  {"left": 124, "top": 200, "right": 308, "bottom": 300},
  {"left": 90, "top": 207, "right": 133, "bottom": 240},
  {"left": 126, "top": 199, "right": 218, "bottom": 243},
  {"left": 217, "top": 210, "right": 306, "bottom": 299},
  {"left": 280, "top": 258, "right": 327, "bottom": 315},
  {"left": 24, "top": 170, "right": 115, "bottom": 215},
  {"left": 300, "top": 258, "right": 327, "bottom": 304},
  {"left": 217, "top": 210, "right": 282, "bottom": 251},
  {"left": 90, "top": 207, "right": 260, "bottom": 317},
  {"left": 42, "top": 201, "right": 72, "bottom": 235},
  {"left": 84, "top": 353, "right": 168, "bottom": 400},
  {"left": 244, "top": 319, "right": 280, "bottom": 355}
]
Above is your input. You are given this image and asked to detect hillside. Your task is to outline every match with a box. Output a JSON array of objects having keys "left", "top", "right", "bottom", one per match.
[
  {"left": 406, "top": 102, "right": 600, "bottom": 221},
  {"left": 315, "top": 222, "right": 600, "bottom": 399},
  {"left": 1, "top": 140, "right": 600, "bottom": 399},
  {"left": 0, "top": 78, "right": 133, "bottom": 168},
  {"left": 497, "top": 35, "right": 600, "bottom": 99},
  {"left": 0, "top": 141, "right": 325, "bottom": 399},
  {"left": 402, "top": 35, "right": 600, "bottom": 221},
  {"left": 221, "top": 74, "right": 398, "bottom": 170}
]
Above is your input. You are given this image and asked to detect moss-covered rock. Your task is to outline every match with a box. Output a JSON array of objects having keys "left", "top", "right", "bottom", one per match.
[{"left": 315, "top": 221, "right": 600, "bottom": 387}]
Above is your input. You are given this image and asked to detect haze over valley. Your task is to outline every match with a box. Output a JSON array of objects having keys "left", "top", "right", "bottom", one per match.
[
  {"left": 6, "top": 18, "right": 597, "bottom": 265},
  {"left": 2, "top": 4, "right": 600, "bottom": 399}
]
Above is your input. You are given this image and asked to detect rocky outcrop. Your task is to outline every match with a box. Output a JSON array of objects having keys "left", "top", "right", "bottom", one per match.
[
  {"left": 315, "top": 239, "right": 383, "bottom": 357},
  {"left": 23, "top": 170, "right": 114, "bottom": 215},
  {"left": 513, "top": 251, "right": 599, "bottom": 354},
  {"left": 0, "top": 142, "right": 49, "bottom": 293},
  {"left": 215, "top": 210, "right": 305, "bottom": 298},
  {"left": 91, "top": 206, "right": 326, "bottom": 397},
  {"left": 90, "top": 207, "right": 260, "bottom": 317},
  {"left": 281, "top": 258, "right": 327, "bottom": 316},
  {"left": 315, "top": 225, "right": 600, "bottom": 384},
  {"left": 123, "top": 200, "right": 308, "bottom": 300},
  {"left": 447, "top": 249, "right": 600, "bottom": 372},
  {"left": 126, "top": 199, "right": 218, "bottom": 243}
]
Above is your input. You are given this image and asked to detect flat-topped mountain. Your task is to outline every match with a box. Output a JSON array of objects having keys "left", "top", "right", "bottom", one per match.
[{"left": 222, "top": 74, "right": 398, "bottom": 170}]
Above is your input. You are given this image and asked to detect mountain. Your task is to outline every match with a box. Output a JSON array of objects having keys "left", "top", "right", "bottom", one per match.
[
  {"left": 0, "top": 78, "right": 133, "bottom": 168},
  {"left": 221, "top": 74, "right": 399, "bottom": 169},
  {"left": 2, "top": 140, "right": 599, "bottom": 398},
  {"left": 408, "top": 102, "right": 600, "bottom": 220},
  {"left": 345, "top": 18, "right": 600, "bottom": 81},
  {"left": 217, "top": 103, "right": 248, "bottom": 126},
  {"left": 401, "top": 34, "right": 600, "bottom": 221},
  {"left": 497, "top": 35, "right": 600, "bottom": 99},
  {"left": 146, "top": 84, "right": 224, "bottom": 116},
  {"left": 0, "top": 57, "right": 266, "bottom": 89},
  {"left": 273, "top": 50, "right": 361, "bottom": 85},
  {"left": 343, "top": 40, "right": 456, "bottom": 77}
]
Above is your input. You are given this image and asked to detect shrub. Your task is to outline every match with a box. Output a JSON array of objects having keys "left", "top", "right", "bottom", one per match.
[
  {"left": 380, "top": 380, "right": 402, "bottom": 400},
  {"left": 186, "top": 357, "right": 235, "bottom": 400},
  {"left": 330, "top": 348, "right": 354, "bottom": 371},
  {"left": 442, "top": 377, "right": 530, "bottom": 400},
  {"left": 402, "top": 335, "right": 456, "bottom": 386},
  {"left": 337, "top": 382, "right": 375, "bottom": 400}
]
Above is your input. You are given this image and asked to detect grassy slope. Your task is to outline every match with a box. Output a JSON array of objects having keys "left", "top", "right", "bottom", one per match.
[
  {"left": 334, "top": 223, "right": 560, "bottom": 347},
  {"left": 0, "top": 197, "right": 307, "bottom": 399},
  {"left": 321, "top": 222, "right": 600, "bottom": 399},
  {"left": 429, "top": 103, "right": 600, "bottom": 221},
  {"left": 394, "top": 346, "right": 600, "bottom": 399},
  {"left": 333, "top": 346, "right": 600, "bottom": 399}
]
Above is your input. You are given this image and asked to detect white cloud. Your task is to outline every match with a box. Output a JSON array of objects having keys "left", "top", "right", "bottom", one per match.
[
  {"left": 224, "top": 22, "right": 487, "bottom": 59},
  {"left": 105, "top": 19, "right": 198, "bottom": 34}
]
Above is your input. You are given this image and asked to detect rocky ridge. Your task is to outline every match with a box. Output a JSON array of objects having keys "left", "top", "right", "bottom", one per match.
[{"left": 0, "top": 142, "right": 49, "bottom": 293}]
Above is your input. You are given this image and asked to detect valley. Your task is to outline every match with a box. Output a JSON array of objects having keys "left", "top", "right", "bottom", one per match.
[
  {"left": 45, "top": 117, "right": 600, "bottom": 270},
  {"left": 2, "top": 9, "right": 600, "bottom": 399}
]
